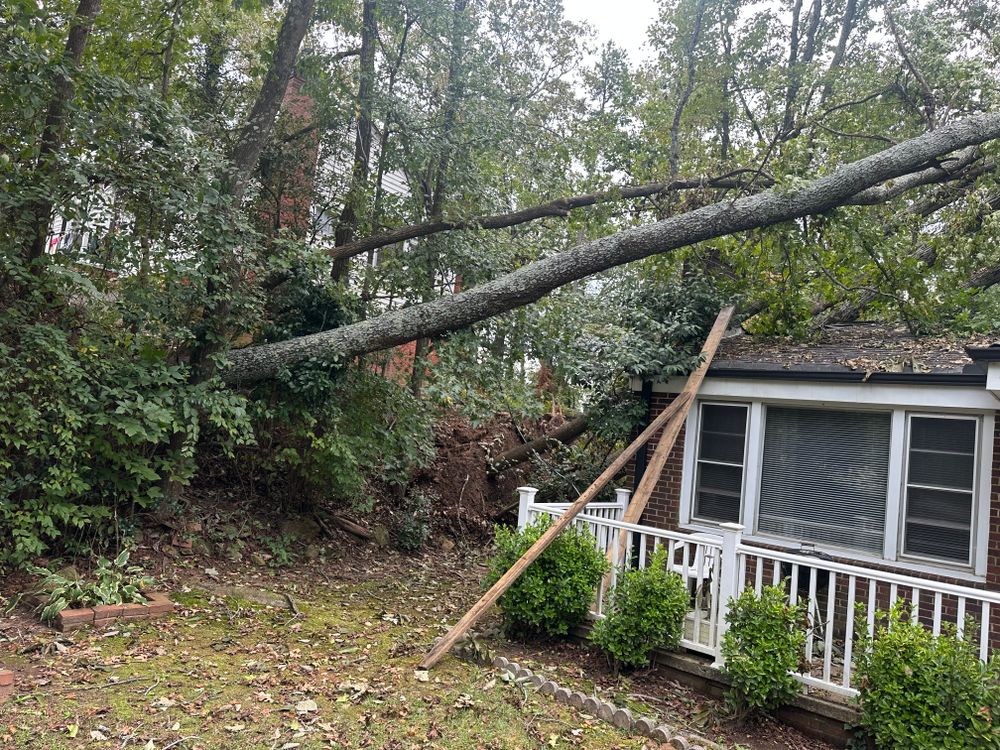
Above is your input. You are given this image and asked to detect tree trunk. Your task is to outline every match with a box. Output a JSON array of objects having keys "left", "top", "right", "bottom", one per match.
[
  {"left": 222, "top": 113, "right": 1000, "bottom": 383},
  {"left": 226, "top": 0, "right": 316, "bottom": 203},
  {"left": 25, "top": 0, "right": 103, "bottom": 262},
  {"left": 331, "top": 0, "right": 378, "bottom": 281},
  {"left": 488, "top": 415, "right": 590, "bottom": 476}
]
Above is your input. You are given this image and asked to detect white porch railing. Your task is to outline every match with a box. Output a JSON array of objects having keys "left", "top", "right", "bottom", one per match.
[{"left": 518, "top": 487, "right": 1000, "bottom": 698}]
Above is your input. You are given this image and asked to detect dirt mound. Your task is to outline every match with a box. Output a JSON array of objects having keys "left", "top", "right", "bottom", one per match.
[{"left": 409, "top": 413, "right": 567, "bottom": 538}]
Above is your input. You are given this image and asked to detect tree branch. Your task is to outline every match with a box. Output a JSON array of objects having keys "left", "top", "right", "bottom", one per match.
[
  {"left": 224, "top": 113, "right": 1000, "bottom": 383},
  {"left": 327, "top": 170, "right": 775, "bottom": 262}
]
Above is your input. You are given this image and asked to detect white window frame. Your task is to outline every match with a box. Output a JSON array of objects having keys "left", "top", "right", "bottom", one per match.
[
  {"left": 675, "top": 383, "right": 995, "bottom": 581},
  {"left": 899, "top": 412, "right": 982, "bottom": 568},
  {"left": 689, "top": 401, "right": 751, "bottom": 525}
]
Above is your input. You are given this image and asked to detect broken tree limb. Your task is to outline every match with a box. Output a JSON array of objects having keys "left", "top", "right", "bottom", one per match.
[
  {"left": 418, "top": 392, "right": 693, "bottom": 670},
  {"left": 488, "top": 415, "right": 590, "bottom": 476},
  {"left": 327, "top": 171, "right": 773, "bottom": 262},
  {"left": 603, "top": 307, "right": 735, "bottom": 579}
]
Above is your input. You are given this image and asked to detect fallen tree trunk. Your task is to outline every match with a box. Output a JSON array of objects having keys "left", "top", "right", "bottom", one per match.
[
  {"left": 488, "top": 415, "right": 590, "bottom": 476},
  {"left": 223, "top": 113, "right": 1000, "bottom": 383}
]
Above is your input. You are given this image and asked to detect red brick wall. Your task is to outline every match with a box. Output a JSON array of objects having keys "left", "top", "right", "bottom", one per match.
[
  {"left": 629, "top": 391, "right": 1000, "bottom": 598},
  {"left": 632, "top": 393, "right": 686, "bottom": 531}
]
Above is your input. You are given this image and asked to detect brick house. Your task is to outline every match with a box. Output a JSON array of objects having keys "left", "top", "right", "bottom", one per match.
[{"left": 631, "top": 324, "right": 1000, "bottom": 591}]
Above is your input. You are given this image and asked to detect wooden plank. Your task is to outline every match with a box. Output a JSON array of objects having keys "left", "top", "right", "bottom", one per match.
[
  {"left": 604, "top": 305, "right": 734, "bottom": 574},
  {"left": 418, "top": 391, "right": 693, "bottom": 670}
]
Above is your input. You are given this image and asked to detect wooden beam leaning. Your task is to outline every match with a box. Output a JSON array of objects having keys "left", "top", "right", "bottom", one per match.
[
  {"left": 605, "top": 305, "right": 735, "bottom": 576},
  {"left": 418, "top": 391, "right": 693, "bottom": 670}
]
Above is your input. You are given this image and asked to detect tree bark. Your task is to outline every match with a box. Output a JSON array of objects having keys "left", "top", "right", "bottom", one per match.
[
  {"left": 331, "top": 0, "right": 378, "bottom": 281},
  {"left": 25, "top": 0, "right": 103, "bottom": 262},
  {"left": 222, "top": 113, "right": 1000, "bottom": 383},
  {"left": 328, "top": 171, "right": 772, "bottom": 262},
  {"left": 226, "top": 0, "right": 316, "bottom": 203},
  {"left": 488, "top": 415, "right": 590, "bottom": 475}
]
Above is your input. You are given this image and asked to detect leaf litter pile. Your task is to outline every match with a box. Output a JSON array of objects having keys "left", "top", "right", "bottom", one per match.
[{"left": 0, "top": 541, "right": 832, "bottom": 750}]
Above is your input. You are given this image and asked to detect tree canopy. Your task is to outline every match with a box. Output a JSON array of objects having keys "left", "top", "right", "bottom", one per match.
[{"left": 2, "top": 0, "right": 999, "bottom": 562}]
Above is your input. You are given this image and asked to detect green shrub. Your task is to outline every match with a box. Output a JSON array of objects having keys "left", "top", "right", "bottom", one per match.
[
  {"left": 0, "top": 319, "right": 252, "bottom": 567},
  {"left": 396, "top": 490, "right": 434, "bottom": 551},
  {"left": 247, "top": 365, "right": 435, "bottom": 512},
  {"left": 855, "top": 601, "right": 1000, "bottom": 749},
  {"left": 29, "top": 550, "right": 152, "bottom": 623},
  {"left": 590, "top": 547, "right": 689, "bottom": 669},
  {"left": 721, "top": 584, "right": 806, "bottom": 719},
  {"left": 485, "top": 516, "right": 608, "bottom": 638}
]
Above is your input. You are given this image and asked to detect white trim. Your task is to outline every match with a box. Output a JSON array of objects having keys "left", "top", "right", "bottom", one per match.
[
  {"left": 987, "top": 362, "right": 1000, "bottom": 393},
  {"left": 673, "top": 390, "right": 997, "bottom": 581},
  {"left": 976, "top": 412, "right": 995, "bottom": 576},
  {"left": 681, "top": 519, "right": 988, "bottom": 584},
  {"left": 883, "top": 410, "right": 906, "bottom": 561},
  {"left": 742, "top": 402, "right": 765, "bottom": 532},
  {"left": 650, "top": 377, "right": 999, "bottom": 411}
]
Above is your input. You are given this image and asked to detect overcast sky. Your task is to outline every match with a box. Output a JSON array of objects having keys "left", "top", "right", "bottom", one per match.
[{"left": 563, "top": 0, "right": 660, "bottom": 62}]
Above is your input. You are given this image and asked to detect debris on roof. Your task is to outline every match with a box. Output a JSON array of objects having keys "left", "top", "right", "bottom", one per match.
[{"left": 711, "top": 323, "right": 999, "bottom": 377}]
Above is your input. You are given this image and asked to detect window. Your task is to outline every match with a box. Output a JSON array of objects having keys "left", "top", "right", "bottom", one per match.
[
  {"left": 903, "top": 416, "right": 978, "bottom": 564},
  {"left": 757, "top": 407, "right": 891, "bottom": 553},
  {"left": 693, "top": 403, "right": 748, "bottom": 523}
]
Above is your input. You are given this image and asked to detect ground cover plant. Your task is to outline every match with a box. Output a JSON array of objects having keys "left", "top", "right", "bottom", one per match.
[{"left": 28, "top": 549, "right": 152, "bottom": 624}]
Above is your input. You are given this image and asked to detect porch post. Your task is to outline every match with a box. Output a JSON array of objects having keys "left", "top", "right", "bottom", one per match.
[
  {"left": 713, "top": 522, "right": 745, "bottom": 668},
  {"left": 614, "top": 488, "right": 631, "bottom": 520},
  {"left": 516, "top": 486, "right": 538, "bottom": 530}
]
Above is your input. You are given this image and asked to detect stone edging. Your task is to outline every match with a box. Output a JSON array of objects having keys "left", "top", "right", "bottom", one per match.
[
  {"left": 492, "top": 656, "right": 720, "bottom": 749},
  {"left": 55, "top": 592, "right": 174, "bottom": 632}
]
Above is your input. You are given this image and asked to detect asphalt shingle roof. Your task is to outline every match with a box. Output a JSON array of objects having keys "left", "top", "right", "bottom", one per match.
[{"left": 711, "top": 323, "right": 999, "bottom": 377}]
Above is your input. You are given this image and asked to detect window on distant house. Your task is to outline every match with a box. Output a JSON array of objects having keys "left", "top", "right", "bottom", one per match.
[
  {"left": 693, "top": 403, "right": 749, "bottom": 523},
  {"left": 902, "top": 416, "right": 978, "bottom": 565},
  {"left": 758, "top": 407, "right": 891, "bottom": 553}
]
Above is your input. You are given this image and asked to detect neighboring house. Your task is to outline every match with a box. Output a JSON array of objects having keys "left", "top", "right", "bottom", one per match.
[{"left": 630, "top": 323, "right": 1000, "bottom": 588}]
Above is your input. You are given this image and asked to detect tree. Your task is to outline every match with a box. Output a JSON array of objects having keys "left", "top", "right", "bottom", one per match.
[{"left": 223, "top": 113, "right": 1000, "bottom": 382}]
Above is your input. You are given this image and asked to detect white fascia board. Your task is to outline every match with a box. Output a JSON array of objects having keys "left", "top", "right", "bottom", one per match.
[
  {"left": 987, "top": 362, "right": 1000, "bottom": 394},
  {"left": 647, "top": 376, "right": 998, "bottom": 412}
]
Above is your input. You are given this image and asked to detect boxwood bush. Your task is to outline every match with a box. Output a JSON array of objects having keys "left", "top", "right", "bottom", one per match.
[
  {"left": 591, "top": 547, "right": 689, "bottom": 669},
  {"left": 855, "top": 601, "right": 1000, "bottom": 749},
  {"left": 486, "top": 516, "right": 608, "bottom": 638},
  {"left": 721, "top": 584, "right": 806, "bottom": 719}
]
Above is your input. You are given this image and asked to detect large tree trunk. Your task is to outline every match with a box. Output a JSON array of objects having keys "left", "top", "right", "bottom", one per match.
[
  {"left": 25, "top": 0, "right": 103, "bottom": 262},
  {"left": 222, "top": 113, "right": 1000, "bottom": 383},
  {"left": 226, "top": 0, "right": 316, "bottom": 203},
  {"left": 331, "top": 0, "right": 378, "bottom": 281}
]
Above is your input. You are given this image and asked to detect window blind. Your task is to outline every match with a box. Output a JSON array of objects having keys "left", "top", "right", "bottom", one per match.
[
  {"left": 903, "top": 416, "right": 976, "bottom": 564},
  {"left": 758, "top": 407, "right": 891, "bottom": 553},
  {"left": 694, "top": 403, "right": 748, "bottom": 523}
]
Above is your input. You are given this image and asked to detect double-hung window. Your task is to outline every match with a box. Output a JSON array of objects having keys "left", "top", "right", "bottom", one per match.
[
  {"left": 692, "top": 403, "right": 749, "bottom": 523},
  {"left": 902, "top": 415, "right": 978, "bottom": 565}
]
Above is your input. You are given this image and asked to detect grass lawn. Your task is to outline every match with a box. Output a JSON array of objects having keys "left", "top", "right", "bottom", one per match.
[{"left": 0, "top": 542, "right": 831, "bottom": 750}]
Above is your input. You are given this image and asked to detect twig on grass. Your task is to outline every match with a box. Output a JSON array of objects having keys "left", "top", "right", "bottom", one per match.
[{"left": 161, "top": 736, "right": 200, "bottom": 750}]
